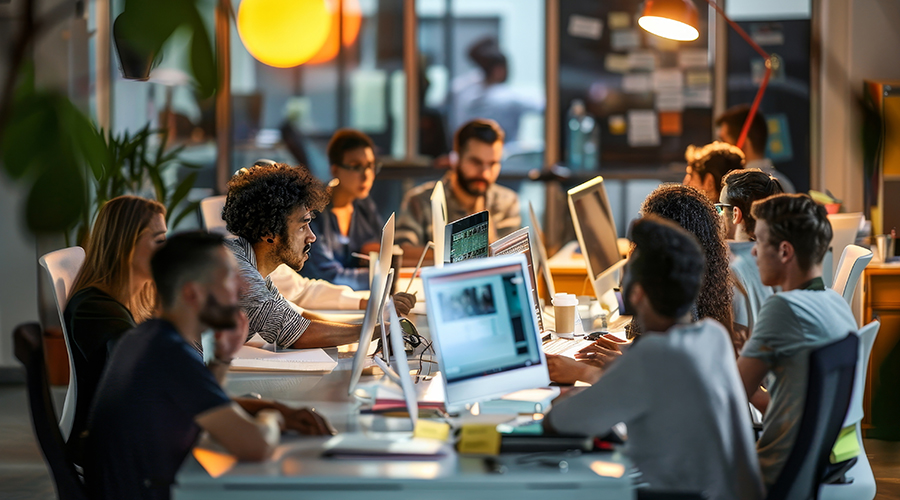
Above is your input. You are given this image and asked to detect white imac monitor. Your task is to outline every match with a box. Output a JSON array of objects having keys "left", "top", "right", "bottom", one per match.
[
  {"left": 431, "top": 180, "right": 447, "bottom": 268},
  {"left": 422, "top": 254, "right": 549, "bottom": 409},
  {"left": 348, "top": 214, "right": 396, "bottom": 397},
  {"left": 528, "top": 201, "right": 556, "bottom": 298},
  {"left": 567, "top": 176, "right": 626, "bottom": 307}
]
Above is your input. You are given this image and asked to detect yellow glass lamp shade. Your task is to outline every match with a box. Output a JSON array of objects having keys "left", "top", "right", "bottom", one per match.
[
  {"left": 237, "top": 0, "right": 333, "bottom": 68},
  {"left": 638, "top": 0, "right": 700, "bottom": 41},
  {"left": 307, "top": 0, "right": 363, "bottom": 65}
]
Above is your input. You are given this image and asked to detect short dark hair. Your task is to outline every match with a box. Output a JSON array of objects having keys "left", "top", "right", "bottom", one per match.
[
  {"left": 223, "top": 163, "right": 328, "bottom": 243},
  {"left": 453, "top": 119, "right": 505, "bottom": 156},
  {"left": 152, "top": 232, "right": 225, "bottom": 309},
  {"left": 685, "top": 141, "right": 745, "bottom": 193},
  {"left": 641, "top": 185, "right": 733, "bottom": 334},
  {"left": 327, "top": 129, "right": 375, "bottom": 166},
  {"left": 715, "top": 104, "right": 768, "bottom": 156},
  {"left": 751, "top": 194, "right": 833, "bottom": 271},
  {"left": 628, "top": 216, "right": 706, "bottom": 318},
  {"left": 721, "top": 168, "right": 785, "bottom": 238},
  {"left": 468, "top": 37, "right": 507, "bottom": 75}
]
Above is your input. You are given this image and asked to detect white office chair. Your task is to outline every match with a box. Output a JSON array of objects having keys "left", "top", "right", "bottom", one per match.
[
  {"left": 832, "top": 245, "right": 873, "bottom": 305},
  {"left": 827, "top": 213, "right": 864, "bottom": 279},
  {"left": 200, "top": 195, "right": 230, "bottom": 235},
  {"left": 819, "top": 320, "right": 880, "bottom": 500},
  {"left": 38, "top": 246, "right": 85, "bottom": 442}
]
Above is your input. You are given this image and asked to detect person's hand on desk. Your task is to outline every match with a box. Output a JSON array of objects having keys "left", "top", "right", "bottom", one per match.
[
  {"left": 234, "top": 400, "right": 336, "bottom": 436},
  {"left": 546, "top": 355, "right": 603, "bottom": 385},
  {"left": 574, "top": 337, "right": 622, "bottom": 369},
  {"left": 358, "top": 292, "right": 417, "bottom": 316}
]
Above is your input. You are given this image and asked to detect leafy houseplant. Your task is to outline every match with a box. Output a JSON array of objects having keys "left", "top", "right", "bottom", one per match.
[{"left": 72, "top": 124, "right": 203, "bottom": 245}]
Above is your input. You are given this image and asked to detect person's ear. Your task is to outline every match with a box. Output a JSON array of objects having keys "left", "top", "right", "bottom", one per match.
[
  {"left": 732, "top": 206, "right": 744, "bottom": 226},
  {"left": 702, "top": 173, "right": 716, "bottom": 195},
  {"left": 181, "top": 281, "right": 204, "bottom": 310},
  {"left": 779, "top": 240, "right": 795, "bottom": 264},
  {"left": 629, "top": 282, "right": 646, "bottom": 310},
  {"left": 264, "top": 234, "right": 276, "bottom": 244},
  {"left": 330, "top": 165, "right": 340, "bottom": 180}
]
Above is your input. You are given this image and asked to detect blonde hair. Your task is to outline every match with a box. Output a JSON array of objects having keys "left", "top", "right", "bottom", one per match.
[{"left": 70, "top": 195, "right": 166, "bottom": 322}]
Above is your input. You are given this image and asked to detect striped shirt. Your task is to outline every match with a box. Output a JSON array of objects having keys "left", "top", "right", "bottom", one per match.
[{"left": 225, "top": 237, "right": 310, "bottom": 348}]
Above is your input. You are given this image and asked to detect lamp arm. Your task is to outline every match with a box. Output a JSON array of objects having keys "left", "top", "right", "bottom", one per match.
[{"left": 704, "top": 0, "right": 771, "bottom": 150}]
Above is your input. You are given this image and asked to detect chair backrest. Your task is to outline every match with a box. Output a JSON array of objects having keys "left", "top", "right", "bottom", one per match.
[
  {"left": 766, "top": 334, "right": 858, "bottom": 500},
  {"left": 38, "top": 246, "right": 85, "bottom": 441},
  {"left": 200, "top": 195, "right": 229, "bottom": 235},
  {"left": 14, "top": 323, "right": 89, "bottom": 500},
  {"left": 831, "top": 245, "right": 873, "bottom": 304},
  {"left": 826, "top": 213, "right": 864, "bottom": 278},
  {"left": 844, "top": 321, "right": 880, "bottom": 427}
]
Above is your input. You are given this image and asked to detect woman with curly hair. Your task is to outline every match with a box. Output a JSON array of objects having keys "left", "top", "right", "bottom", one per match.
[
  {"left": 548, "top": 185, "right": 739, "bottom": 385},
  {"left": 64, "top": 195, "right": 167, "bottom": 459}
]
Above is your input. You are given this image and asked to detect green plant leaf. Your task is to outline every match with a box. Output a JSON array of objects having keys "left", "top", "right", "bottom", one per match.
[
  {"left": 189, "top": 10, "right": 217, "bottom": 98},
  {"left": 25, "top": 156, "right": 86, "bottom": 232},
  {"left": 167, "top": 171, "right": 197, "bottom": 216}
]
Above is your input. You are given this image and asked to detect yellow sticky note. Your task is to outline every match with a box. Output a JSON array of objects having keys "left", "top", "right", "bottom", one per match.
[
  {"left": 457, "top": 424, "right": 501, "bottom": 455},
  {"left": 413, "top": 419, "right": 451, "bottom": 442},
  {"left": 830, "top": 426, "right": 860, "bottom": 463},
  {"left": 609, "top": 12, "right": 631, "bottom": 30}
]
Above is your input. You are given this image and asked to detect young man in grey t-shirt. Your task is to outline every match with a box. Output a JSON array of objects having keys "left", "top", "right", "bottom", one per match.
[{"left": 737, "top": 194, "right": 857, "bottom": 487}]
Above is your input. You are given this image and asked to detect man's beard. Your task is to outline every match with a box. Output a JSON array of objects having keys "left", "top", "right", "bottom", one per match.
[
  {"left": 198, "top": 293, "right": 241, "bottom": 330},
  {"left": 456, "top": 171, "right": 490, "bottom": 197},
  {"left": 275, "top": 236, "right": 311, "bottom": 273}
]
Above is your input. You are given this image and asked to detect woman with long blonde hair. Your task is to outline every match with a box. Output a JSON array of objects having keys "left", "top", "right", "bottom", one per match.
[{"left": 63, "top": 195, "right": 166, "bottom": 460}]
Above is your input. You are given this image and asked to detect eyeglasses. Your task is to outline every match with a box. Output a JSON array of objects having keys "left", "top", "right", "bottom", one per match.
[
  {"left": 337, "top": 162, "right": 382, "bottom": 175},
  {"left": 714, "top": 203, "right": 734, "bottom": 216}
]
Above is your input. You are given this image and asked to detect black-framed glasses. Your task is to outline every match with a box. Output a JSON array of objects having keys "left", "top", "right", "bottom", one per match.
[
  {"left": 714, "top": 203, "right": 734, "bottom": 216},
  {"left": 337, "top": 162, "right": 382, "bottom": 175}
]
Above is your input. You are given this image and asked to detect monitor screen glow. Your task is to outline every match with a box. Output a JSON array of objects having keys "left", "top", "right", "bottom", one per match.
[{"left": 568, "top": 177, "right": 622, "bottom": 284}]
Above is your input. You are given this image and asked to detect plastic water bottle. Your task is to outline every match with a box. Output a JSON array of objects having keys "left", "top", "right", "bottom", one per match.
[
  {"left": 567, "top": 100, "right": 586, "bottom": 170},
  {"left": 581, "top": 115, "right": 599, "bottom": 171}
]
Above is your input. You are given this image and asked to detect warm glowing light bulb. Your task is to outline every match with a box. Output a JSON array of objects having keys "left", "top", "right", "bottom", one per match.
[
  {"left": 237, "top": 0, "right": 332, "bottom": 68},
  {"left": 638, "top": 16, "right": 700, "bottom": 41},
  {"left": 307, "top": 0, "right": 363, "bottom": 64}
]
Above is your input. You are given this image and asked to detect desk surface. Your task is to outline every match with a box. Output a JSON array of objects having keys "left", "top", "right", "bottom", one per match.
[{"left": 174, "top": 352, "right": 634, "bottom": 500}]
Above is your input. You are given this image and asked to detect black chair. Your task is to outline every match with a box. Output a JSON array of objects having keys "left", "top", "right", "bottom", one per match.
[
  {"left": 14, "top": 322, "right": 88, "bottom": 500},
  {"left": 766, "top": 334, "right": 859, "bottom": 500}
]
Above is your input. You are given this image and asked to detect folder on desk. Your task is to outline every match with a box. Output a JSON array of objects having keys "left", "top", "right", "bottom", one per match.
[{"left": 230, "top": 345, "right": 338, "bottom": 372}]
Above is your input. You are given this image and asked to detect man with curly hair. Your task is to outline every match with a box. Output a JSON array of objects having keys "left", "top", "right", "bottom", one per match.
[
  {"left": 737, "top": 194, "right": 855, "bottom": 488},
  {"left": 682, "top": 141, "right": 746, "bottom": 203},
  {"left": 222, "top": 162, "right": 412, "bottom": 348}
]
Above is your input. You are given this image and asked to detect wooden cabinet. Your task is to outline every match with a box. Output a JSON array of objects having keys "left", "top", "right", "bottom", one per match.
[{"left": 862, "top": 263, "right": 900, "bottom": 439}]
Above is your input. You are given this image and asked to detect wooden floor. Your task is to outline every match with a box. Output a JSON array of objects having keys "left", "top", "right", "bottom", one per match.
[{"left": 1, "top": 384, "right": 898, "bottom": 499}]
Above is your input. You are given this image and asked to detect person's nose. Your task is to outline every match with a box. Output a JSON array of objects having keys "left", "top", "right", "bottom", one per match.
[{"left": 308, "top": 226, "right": 317, "bottom": 244}]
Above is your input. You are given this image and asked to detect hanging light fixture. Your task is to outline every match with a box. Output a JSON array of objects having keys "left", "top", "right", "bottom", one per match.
[
  {"left": 237, "top": 0, "right": 333, "bottom": 68},
  {"left": 307, "top": 0, "right": 363, "bottom": 65},
  {"left": 639, "top": 0, "right": 772, "bottom": 150}
]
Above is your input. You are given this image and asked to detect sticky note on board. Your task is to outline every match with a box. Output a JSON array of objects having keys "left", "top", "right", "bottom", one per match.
[
  {"left": 568, "top": 15, "right": 603, "bottom": 40},
  {"left": 605, "top": 54, "right": 630, "bottom": 73},
  {"left": 457, "top": 424, "right": 501, "bottom": 455},
  {"left": 659, "top": 111, "right": 683, "bottom": 136},
  {"left": 413, "top": 419, "right": 451, "bottom": 442},
  {"left": 608, "top": 11, "right": 631, "bottom": 30}
]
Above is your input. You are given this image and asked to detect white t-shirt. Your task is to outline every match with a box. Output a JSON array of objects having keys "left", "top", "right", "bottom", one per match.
[{"left": 547, "top": 319, "right": 764, "bottom": 500}]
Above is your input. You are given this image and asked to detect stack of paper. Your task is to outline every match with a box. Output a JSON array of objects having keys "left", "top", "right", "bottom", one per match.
[{"left": 230, "top": 345, "right": 337, "bottom": 372}]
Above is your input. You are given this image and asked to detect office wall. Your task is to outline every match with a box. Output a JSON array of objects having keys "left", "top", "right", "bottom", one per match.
[{"left": 819, "top": 0, "right": 900, "bottom": 212}]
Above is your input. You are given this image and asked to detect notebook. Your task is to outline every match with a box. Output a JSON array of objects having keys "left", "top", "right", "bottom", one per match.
[{"left": 230, "top": 345, "right": 338, "bottom": 372}]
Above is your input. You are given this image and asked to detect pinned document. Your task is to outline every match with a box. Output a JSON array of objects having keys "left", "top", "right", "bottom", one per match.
[{"left": 627, "top": 110, "right": 660, "bottom": 147}]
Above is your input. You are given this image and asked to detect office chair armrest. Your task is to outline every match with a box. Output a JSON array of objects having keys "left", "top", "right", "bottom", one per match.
[{"left": 821, "top": 456, "right": 858, "bottom": 485}]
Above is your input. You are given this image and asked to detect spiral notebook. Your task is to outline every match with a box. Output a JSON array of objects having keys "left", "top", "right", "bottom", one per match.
[{"left": 230, "top": 345, "right": 338, "bottom": 372}]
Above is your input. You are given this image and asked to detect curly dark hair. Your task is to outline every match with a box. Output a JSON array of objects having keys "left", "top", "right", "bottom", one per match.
[
  {"left": 223, "top": 163, "right": 328, "bottom": 243},
  {"left": 640, "top": 184, "right": 736, "bottom": 344},
  {"left": 751, "top": 193, "right": 832, "bottom": 271}
]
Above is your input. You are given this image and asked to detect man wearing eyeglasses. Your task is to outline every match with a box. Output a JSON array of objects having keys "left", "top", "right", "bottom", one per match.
[
  {"left": 396, "top": 119, "right": 521, "bottom": 262},
  {"left": 719, "top": 168, "right": 784, "bottom": 343},
  {"left": 299, "top": 129, "right": 386, "bottom": 291}
]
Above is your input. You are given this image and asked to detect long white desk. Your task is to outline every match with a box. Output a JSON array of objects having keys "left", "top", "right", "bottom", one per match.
[{"left": 173, "top": 346, "right": 635, "bottom": 500}]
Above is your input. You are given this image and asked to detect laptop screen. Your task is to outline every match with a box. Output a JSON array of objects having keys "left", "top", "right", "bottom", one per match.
[
  {"left": 426, "top": 261, "right": 543, "bottom": 384},
  {"left": 444, "top": 211, "right": 489, "bottom": 263},
  {"left": 569, "top": 177, "right": 622, "bottom": 282}
]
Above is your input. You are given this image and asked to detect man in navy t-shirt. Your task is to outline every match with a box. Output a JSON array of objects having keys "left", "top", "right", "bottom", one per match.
[{"left": 84, "top": 232, "right": 331, "bottom": 500}]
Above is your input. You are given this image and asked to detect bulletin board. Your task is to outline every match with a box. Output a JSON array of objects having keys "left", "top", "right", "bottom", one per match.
[{"left": 557, "top": 0, "right": 714, "bottom": 168}]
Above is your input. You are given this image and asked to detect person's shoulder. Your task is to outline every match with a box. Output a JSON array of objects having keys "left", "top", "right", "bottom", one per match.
[
  {"left": 489, "top": 182, "right": 519, "bottom": 199},
  {"left": 66, "top": 287, "right": 132, "bottom": 319},
  {"left": 405, "top": 180, "right": 439, "bottom": 200}
]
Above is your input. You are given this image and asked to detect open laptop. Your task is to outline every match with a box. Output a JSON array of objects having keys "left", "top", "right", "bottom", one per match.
[
  {"left": 528, "top": 201, "right": 556, "bottom": 298},
  {"left": 348, "top": 214, "right": 397, "bottom": 397},
  {"left": 422, "top": 254, "right": 549, "bottom": 412}
]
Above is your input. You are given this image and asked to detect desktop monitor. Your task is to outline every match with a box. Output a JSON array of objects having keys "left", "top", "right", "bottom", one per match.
[
  {"left": 444, "top": 210, "right": 489, "bottom": 263},
  {"left": 528, "top": 201, "right": 556, "bottom": 298},
  {"left": 567, "top": 176, "right": 626, "bottom": 302},
  {"left": 348, "top": 214, "right": 397, "bottom": 397},
  {"left": 490, "top": 227, "right": 544, "bottom": 333},
  {"left": 422, "top": 254, "right": 549, "bottom": 408},
  {"left": 431, "top": 181, "right": 447, "bottom": 268}
]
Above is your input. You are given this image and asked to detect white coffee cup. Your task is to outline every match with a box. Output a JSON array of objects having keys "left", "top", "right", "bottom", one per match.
[{"left": 552, "top": 293, "right": 578, "bottom": 339}]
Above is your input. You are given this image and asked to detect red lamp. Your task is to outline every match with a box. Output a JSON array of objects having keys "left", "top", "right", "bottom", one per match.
[{"left": 639, "top": 0, "right": 772, "bottom": 150}]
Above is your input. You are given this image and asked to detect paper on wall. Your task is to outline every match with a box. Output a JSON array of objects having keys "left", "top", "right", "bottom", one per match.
[
  {"left": 568, "top": 15, "right": 603, "bottom": 40},
  {"left": 678, "top": 48, "right": 709, "bottom": 68},
  {"left": 627, "top": 110, "right": 660, "bottom": 147},
  {"left": 608, "top": 11, "right": 631, "bottom": 30},
  {"left": 611, "top": 29, "right": 640, "bottom": 51},
  {"left": 627, "top": 50, "right": 657, "bottom": 72},
  {"left": 622, "top": 74, "right": 652, "bottom": 93},
  {"left": 604, "top": 54, "right": 630, "bottom": 74}
]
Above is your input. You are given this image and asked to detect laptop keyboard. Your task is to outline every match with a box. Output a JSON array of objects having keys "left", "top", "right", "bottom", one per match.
[{"left": 542, "top": 337, "right": 594, "bottom": 357}]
